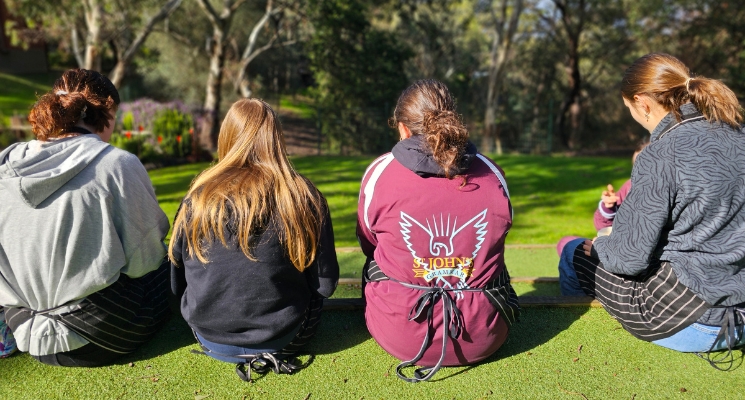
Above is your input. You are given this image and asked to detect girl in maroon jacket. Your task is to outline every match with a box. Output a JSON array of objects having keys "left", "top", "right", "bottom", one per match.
[{"left": 357, "top": 80, "right": 519, "bottom": 382}]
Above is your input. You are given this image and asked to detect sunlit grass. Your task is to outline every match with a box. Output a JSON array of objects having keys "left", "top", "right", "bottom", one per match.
[
  {"left": 148, "top": 154, "right": 632, "bottom": 247},
  {"left": 0, "top": 72, "right": 60, "bottom": 123}
]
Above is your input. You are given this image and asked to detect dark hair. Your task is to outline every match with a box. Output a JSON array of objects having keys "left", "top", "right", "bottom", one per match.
[
  {"left": 28, "top": 69, "right": 120, "bottom": 141},
  {"left": 391, "top": 79, "right": 468, "bottom": 178},
  {"left": 620, "top": 53, "right": 742, "bottom": 128}
]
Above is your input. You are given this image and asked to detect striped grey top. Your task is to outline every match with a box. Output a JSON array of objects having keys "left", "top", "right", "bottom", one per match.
[{"left": 593, "top": 103, "right": 745, "bottom": 322}]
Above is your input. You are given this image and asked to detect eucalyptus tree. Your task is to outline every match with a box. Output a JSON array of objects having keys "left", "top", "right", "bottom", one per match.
[
  {"left": 190, "top": 0, "right": 305, "bottom": 150},
  {"left": 307, "top": 0, "right": 411, "bottom": 154},
  {"left": 6, "top": 0, "right": 183, "bottom": 87},
  {"left": 480, "top": 0, "right": 524, "bottom": 155}
]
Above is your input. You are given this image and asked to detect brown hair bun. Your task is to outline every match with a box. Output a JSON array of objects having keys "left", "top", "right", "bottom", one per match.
[
  {"left": 393, "top": 79, "right": 469, "bottom": 178},
  {"left": 28, "top": 69, "right": 120, "bottom": 141}
]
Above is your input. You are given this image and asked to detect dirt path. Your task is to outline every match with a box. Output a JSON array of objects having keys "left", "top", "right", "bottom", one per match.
[{"left": 278, "top": 111, "right": 320, "bottom": 156}]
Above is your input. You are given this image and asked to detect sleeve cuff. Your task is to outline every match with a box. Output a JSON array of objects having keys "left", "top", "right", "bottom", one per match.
[{"left": 597, "top": 200, "right": 617, "bottom": 219}]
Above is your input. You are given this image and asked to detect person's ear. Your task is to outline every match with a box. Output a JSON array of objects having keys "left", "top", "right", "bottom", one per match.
[
  {"left": 633, "top": 95, "right": 651, "bottom": 114},
  {"left": 398, "top": 122, "right": 412, "bottom": 140}
]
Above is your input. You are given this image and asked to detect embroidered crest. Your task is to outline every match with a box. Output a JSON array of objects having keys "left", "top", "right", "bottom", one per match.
[{"left": 400, "top": 209, "right": 488, "bottom": 296}]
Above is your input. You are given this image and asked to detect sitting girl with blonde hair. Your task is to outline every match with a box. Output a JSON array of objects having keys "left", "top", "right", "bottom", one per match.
[{"left": 169, "top": 99, "right": 339, "bottom": 380}]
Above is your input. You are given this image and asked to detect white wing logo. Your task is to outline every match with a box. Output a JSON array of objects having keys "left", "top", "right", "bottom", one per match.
[{"left": 400, "top": 209, "right": 489, "bottom": 297}]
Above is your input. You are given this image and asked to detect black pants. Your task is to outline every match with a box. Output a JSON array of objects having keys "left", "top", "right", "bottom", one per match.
[
  {"left": 29, "top": 261, "right": 171, "bottom": 367},
  {"left": 33, "top": 342, "right": 122, "bottom": 367}
]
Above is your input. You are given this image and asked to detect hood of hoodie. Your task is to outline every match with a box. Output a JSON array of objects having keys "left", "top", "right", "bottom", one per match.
[
  {"left": 0, "top": 134, "right": 110, "bottom": 208},
  {"left": 391, "top": 134, "right": 478, "bottom": 177}
]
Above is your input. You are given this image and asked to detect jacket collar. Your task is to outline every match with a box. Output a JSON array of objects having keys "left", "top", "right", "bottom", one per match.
[
  {"left": 391, "top": 134, "right": 477, "bottom": 177},
  {"left": 650, "top": 103, "right": 704, "bottom": 142}
]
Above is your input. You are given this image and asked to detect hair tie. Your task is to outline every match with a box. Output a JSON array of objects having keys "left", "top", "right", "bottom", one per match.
[
  {"left": 685, "top": 77, "right": 693, "bottom": 91},
  {"left": 80, "top": 105, "right": 87, "bottom": 119},
  {"left": 55, "top": 90, "right": 68, "bottom": 96}
]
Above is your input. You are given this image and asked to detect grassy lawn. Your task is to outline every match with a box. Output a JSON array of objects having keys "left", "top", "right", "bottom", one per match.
[
  {"left": 9, "top": 149, "right": 744, "bottom": 398},
  {"left": 0, "top": 72, "right": 60, "bottom": 122},
  {"left": 11, "top": 144, "right": 745, "bottom": 400},
  {"left": 149, "top": 154, "right": 631, "bottom": 247},
  {"left": 4, "top": 306, "right": 743, "bottom": 399}
]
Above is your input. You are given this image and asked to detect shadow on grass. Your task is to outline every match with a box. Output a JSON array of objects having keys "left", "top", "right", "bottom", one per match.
[
  {"left": 305, "top": 310, "right": 370, "bottom": 355},
  {"left": 116, "top": 316, "right": 196, "bottom": 366},
  {"left": 493, "top": 304, "right": 590, "bottom": 359},
  {"left": 428, "top": 289, "right": 591, "bottom": 381},
  {"left": 115, "top": 309, "right": 370, "bottom": 367}
]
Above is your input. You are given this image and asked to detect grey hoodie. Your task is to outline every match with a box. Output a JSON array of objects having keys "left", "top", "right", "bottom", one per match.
[{"left": 0, "top": 134, "right": 169, "bottom": 355}]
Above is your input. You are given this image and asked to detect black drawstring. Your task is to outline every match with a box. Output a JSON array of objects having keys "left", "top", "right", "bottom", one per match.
[
  {"left": 696, "top": 306, "right": 745, "bottom": 371},
  {"left": 395, "top": 283, "right": 472, "bottom": 383},
  {"left": 190, "top": 330, "right": 307, "bottom": 381},
  {"left": 364, "top": 258, "right": 518, "bottom": 383},
  {"left": 234, "top": 353, "right": 303, "bottom": 382}
]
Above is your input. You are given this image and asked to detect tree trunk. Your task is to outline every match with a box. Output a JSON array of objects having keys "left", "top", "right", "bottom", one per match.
[
  {"left": 109, "top": 0, "right": 183, "bottom": 88},
  {"left": 482, "top": 33, "right": 499, "bottom": 154},
  {"left": 201, "top": 28, "right": 227, "bottom": 152},
  {"left": 83, "top": 0, "right": 103, "bottom": 71},
  {"left": 554, "top": 0, "right": 585, "bottom": 150},
  {"left": 71, "top": 28, "right": 85, "bottom": 68},
  {"left": 195, "top": 0, "right": 244, "bottom": 151},
  {"left": 556, "top": 37, "right": 581, "bottom": 150},
  {"left": 482, "top": 0, "right": 523, "bottom": 155}
]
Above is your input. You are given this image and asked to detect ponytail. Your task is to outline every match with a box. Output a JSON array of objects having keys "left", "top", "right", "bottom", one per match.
[
  {"left": 392, "top": 79, "right": 470, "bottom": 178},
  {"left": 621, "top": 53, "right": 742, "bottom": 128},
  {"left": 28, "top": 69, "right": 120, "bottom": 141},
  {"left": 422, "top": 109, "right": 468, "bottom": 178},
  {"left": 686, "top": 77, "right": 742, "bottom": 128}
]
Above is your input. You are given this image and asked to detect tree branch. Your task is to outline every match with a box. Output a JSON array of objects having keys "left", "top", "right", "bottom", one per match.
[
  {"left": 195, "top": 0, "right": 220, "bottom": 26},
  {"left": 108, "top": 0, "right": 184, "bottom": 87}
]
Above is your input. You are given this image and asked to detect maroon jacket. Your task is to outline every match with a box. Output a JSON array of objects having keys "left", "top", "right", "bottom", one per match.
[
  {"left": 357, "top": 135, "right": 513, "bottom": 366},
  {"left": 593, "top": 179, "right": 632, "bottom": 231}
]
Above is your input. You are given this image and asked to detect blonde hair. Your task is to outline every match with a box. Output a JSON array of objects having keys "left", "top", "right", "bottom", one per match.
[
  {"left": 168, "top": 99, "right": 325, "bottom": 272},
  {"left": 621, "top": 53, "right": 743, "bottom": 128}
]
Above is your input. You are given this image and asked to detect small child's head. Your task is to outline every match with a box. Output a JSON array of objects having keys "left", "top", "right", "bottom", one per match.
[{"left": 632, "top": 139, "right": 650, "bottom": 165}]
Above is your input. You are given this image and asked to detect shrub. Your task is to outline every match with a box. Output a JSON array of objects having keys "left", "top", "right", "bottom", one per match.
[
  {"left": 121, "top": 111, "right": 135, "bottom": 131},
  {"left": 152, "top": 109, "right": 193, "bottom": 158},
  {"left": 110, "top": 132, "right": 147, "bottom": 157}
]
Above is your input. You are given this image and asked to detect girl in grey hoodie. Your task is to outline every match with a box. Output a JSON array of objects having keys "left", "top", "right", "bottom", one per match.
[{"left": 0, "top": 69, "right": 170, "bottom": 366}]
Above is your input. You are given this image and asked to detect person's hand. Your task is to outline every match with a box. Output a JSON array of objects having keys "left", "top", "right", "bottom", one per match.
[
  {"left": 601, "top": 184, "right": 619, "bottom": 208},
  {"left": 582, "top": 238, "right": 596, "bottom": 257}
]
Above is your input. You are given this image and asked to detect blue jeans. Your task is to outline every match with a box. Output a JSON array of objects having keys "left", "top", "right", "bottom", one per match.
[
  {"left": 194, "top": 325, "right": 301, "bottom": 364},
  {"left": 652, "top": 322, "right": 745, "bottom": 353},
  {"left": 557, "top": 238, "right": 745, "bottom": 353},
  {"left": 558, "top": 238, "right": 587, "bottom": 296}
]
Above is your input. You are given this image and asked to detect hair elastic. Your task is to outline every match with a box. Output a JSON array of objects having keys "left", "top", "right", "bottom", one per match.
[
  {"left": 685, "top": 78, "right": 693, "bottom": 91},
  {"left": 55, "top": 90, "right": 68, "bottom": 96},
  {"left": 80, "top": 105, "right": 87, "bottom": 119}
]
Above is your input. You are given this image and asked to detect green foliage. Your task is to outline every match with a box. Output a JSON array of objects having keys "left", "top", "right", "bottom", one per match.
[
  {"left": 152, "top": 109, "right": 193, "bottom": 158},
  {"left": 109, "top": 133, "right": 159, "bottom": 163},
  {"left": 121, "top": 111, "right": 135, "bottom": 130},
  {"left": 0, "top": 131, "right": 18, "bottom": 149},
  {"left": 307, "top": 0, "right": 412, "bottom": 154}
]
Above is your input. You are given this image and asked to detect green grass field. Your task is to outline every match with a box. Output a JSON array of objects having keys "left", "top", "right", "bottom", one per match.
[
  {"left": 3, "top": 71, "right": 743, "bottom": 397},
  {"left": 5, "top": 154, "right": 745, "bottom": 399},
  {"left": 0, "top": 72, "right": 60, "bottom": 122},
  {"left": 149, "top": 155, "right": 631, "bottom": 246}
]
